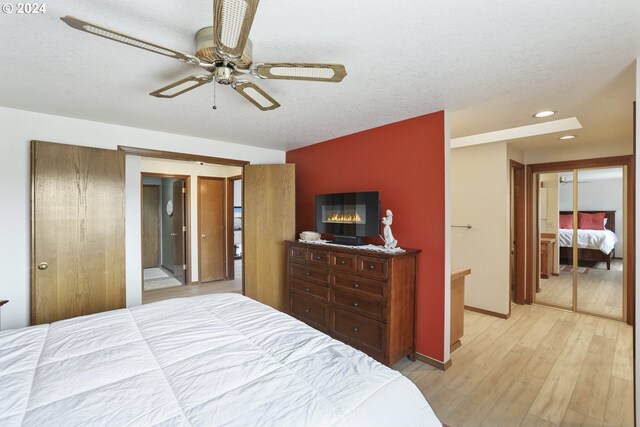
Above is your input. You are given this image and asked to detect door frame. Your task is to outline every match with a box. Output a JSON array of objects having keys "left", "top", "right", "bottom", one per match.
[
  {"left": 197, "top": 176, "right": 227, "bottom": 283},
  {"left": 140, "top": 173, "right": 192, "bottom": 287},
  {"left": 121, "top": 146, "right": 249, "bottom": 292},
  {"left": 525, "top": 155, "right": 635, "bottom": 325},
  {"left": 511, "top": 160, "right": 526, "bottom": 305},
  {"left": 227, "top": 175, "right": 242, "bottom": 280}
]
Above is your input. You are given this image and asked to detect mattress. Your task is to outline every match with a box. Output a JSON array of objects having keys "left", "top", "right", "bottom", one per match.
[
  {"left": 558, "top": 228, "right": 618, "bottom": 254},
  {"left": 0, "top": 293, "right": 440, "bottom": 426}
]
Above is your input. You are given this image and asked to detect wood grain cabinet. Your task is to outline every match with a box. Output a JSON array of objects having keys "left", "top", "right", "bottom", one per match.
[{"left": 286, "top": 241, "right": 420, "bottom": 367}]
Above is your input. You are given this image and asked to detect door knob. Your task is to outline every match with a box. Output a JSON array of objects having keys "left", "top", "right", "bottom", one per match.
[
  {"left": 37, "top": 262, "right": 48, "bottom": 270},
  {"left": 170, "top": 232, "right": 178, "bottom": 237},
  {"left": 202, "top": 234, "right": 206, "bottom": 238}
]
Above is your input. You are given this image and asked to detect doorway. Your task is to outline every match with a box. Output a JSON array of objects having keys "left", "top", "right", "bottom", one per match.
[
  {"left": 198, "top": 177, "right": 226, "bottom": 283},
  {"left": 527, "top": 157, "right": 634, "bottom": 324},
  {"left": 510, "top": 160, "right": 525, "bottom": 305},
  {"left": 141, "top": 174, "right": 190, "bottom": 292}
]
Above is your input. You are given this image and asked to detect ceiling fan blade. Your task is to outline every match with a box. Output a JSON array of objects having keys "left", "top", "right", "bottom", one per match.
[
  {"left": 233, "top": 80, "right": 280, "bottom": 111},
  {"left": 150, "top": 75, "right": 213, "bottom": 98},
  {"left": 252, "top": 63, "right": 347, "bottom": 82},
  {"left": 213, "top": 0, "right": 259, "bottom": 60},
  {"left": 61, "top": 16, "right": 201, "bottom": 65}
]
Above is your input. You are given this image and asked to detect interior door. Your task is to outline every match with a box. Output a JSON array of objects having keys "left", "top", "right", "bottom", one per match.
[
  {"left": 198, "top": 177, "right": 226, "bottom": 282},
  {"left": 243, "top": 164, "right": 295, "bottom": 311},
  {"left": 142, "top": 185, "right": 160, "bottom": 269},
  {"left": 172, "top": 179, "right": 186, "bottom": 284},
  {"left": 31, "top": 140, "right": 125, "bottom": 324}
]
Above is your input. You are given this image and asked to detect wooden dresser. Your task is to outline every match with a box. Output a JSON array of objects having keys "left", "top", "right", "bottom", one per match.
[{"left": 286, "top": 240, "right": 420, "bottom": 367}]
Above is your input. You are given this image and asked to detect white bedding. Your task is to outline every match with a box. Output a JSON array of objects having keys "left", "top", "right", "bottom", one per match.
[
  {"left": 558, "top": 228, "right": 618, "bottom": 254},
  {"left": 0, "top": 293, "right": 439, "bottom": 426}
]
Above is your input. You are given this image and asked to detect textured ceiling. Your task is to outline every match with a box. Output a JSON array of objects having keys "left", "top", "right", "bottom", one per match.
[{"left": 0, "top": 0, "right": 638, "bottom": 151}]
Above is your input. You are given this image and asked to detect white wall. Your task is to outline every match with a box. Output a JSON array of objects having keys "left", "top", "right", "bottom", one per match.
[
  {"left": 0, "top": 106, "right": 284, "bottom": 330},
  {"left": 140, "top": 157, "right": 241, "bottom": 284},
  {"left": 451, "top": 142, "right": 510, "bottom": 315},
  {"left": 558, "top": 177, "right": 624, "bottom": 257}
]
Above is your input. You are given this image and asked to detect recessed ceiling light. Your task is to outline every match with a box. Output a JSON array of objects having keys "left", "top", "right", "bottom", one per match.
[
  {"left": 559, "top": 135, "right": 576, "bottom": 140},
  {"left": 533, "top": 110, "right": 556, "bottom": 118}
]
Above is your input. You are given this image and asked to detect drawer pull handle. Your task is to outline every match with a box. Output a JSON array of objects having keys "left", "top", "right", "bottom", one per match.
[
  {"left": 339, "top": 260, "right": 346, "bottom": 265},
  {"left": 368, "top": 264, "right": 376, "bottom": 270},
  {"left": 314, "top": 256, "right": 322, "bottom": 260},
  {"left": 353, "top": 283, "right": 360, "bottom": 288},
  {"left": 353, "top": 327, "right": 359, "bottom": 332},
  {"left": 304, "top": 309, "right": 311, "bottom": 313},
  {"left": 352, "top": 302, "right": 359, "bottom": 307},
  {"left": 305, "top": 288, "right": 310, "bottom": 292},
  {"left": 305, "top": 272, "right": 311, "bottom": 276}
]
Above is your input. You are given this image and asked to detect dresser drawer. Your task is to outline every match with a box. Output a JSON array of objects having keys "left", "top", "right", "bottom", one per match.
[
  {"left": 288, "top": 245, "right": 308, "bottom": 264},
  {"left": 357, "top": 256, "right": 388, "bottom": 280},
  {"left": 332, "top": 290, "right": 387, "bottom": 321},
  {"left": 308, "top": 249, "right": 330, "bottom": 267},
  {"left": 289, "top": 264, "right": 329, "bottom": 285},
  {"left": 290, "top": 293, "right": 329, "bottom": 332},
  {"left": 290, "top": 278, "right": 329, "bottom": 301},
  {"left": 332, "top": 273, "right": 387, "bottom": 299},
  {"left": 331, "top": 252, "right": 356, "bottom": 273},
  {"left": 332, "top": 309, "right": 386, "bottom": 359}
]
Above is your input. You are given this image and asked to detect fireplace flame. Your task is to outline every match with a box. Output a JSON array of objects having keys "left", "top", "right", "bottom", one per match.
[{"left": 326, "top": 212, "right": 362, "bottom": 224}]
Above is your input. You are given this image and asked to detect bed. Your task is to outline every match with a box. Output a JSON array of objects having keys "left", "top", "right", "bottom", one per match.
[
  {"left": 0, "top": 293, "right": 440, "bottom": 426},
  {"left": 558, "top": 210, "right": 617, "bottom": 270}
]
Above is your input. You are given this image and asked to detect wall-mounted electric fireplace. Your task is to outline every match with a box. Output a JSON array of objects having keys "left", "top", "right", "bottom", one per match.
[{"left": 315, "top": 192, "right": 380, "bottom": 245}]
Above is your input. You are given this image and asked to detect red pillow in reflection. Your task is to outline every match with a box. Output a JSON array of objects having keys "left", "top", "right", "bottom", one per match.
[
  {"left": 559, "top": 214, "right": 573, "bottom": 229},
  {"left": 578, "top": 212, "right": 606, "bottom": 230}
]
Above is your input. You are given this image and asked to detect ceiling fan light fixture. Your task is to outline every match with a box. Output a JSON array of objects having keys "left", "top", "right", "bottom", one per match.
[
  {"left": 559, "top": 135, "right": 576, "bottom": 140},
  {"left": 214, "top": 64, "right": 235, "bottom": 85},
  {"left": 533, "top": 110, "right": 556, "bottom": 118}
]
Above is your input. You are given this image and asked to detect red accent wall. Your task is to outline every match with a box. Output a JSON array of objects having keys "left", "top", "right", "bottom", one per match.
[{"left": 286, "top": 111, "right": 446, "bottom": 361}]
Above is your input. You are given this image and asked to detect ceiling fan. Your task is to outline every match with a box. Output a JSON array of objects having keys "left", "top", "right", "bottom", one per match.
[
  {"left": 60, "top": 0, "right": 347, "bottom": 111},
  {"left": 559, "top": 176, "right": 590, "bottom": 184}
]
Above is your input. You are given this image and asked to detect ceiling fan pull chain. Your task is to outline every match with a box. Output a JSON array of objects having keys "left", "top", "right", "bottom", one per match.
[{"left": 212, "top": 80, "right": 217, "bottom": 110}]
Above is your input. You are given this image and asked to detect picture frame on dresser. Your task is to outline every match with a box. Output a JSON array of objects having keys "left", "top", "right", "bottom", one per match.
[{"left": 285, "top": 240, "right": 420, "bottom": 367}]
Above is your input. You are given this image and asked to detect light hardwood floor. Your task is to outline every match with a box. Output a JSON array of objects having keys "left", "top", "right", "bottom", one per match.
[
  {"left": 142, "top": 259, "right": 242, "bottom": 304},
  {"left": 395, "top": 304, "right": 634, "bottom": 427},
  {"left": 536, "top": 259, "right": 623, "bottom": 318}
]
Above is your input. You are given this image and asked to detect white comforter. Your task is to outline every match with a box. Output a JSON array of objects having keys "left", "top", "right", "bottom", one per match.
[
  {"left": 558, "top": 228, "right": 618, "bottom": 254},
  {"left": 0, "top": 293, "right": 439, "bottom": 426}
]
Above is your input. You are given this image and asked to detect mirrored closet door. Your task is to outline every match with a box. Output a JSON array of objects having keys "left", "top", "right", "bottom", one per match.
[
  {"left": 536, "top": 171, "right": 572, "bottom": 310},
  {"left": 575, "top": 167, "right": 625, "bottom": 319},
  {"left": 534, "top": 166, "right": 626, "bottom": 321}
]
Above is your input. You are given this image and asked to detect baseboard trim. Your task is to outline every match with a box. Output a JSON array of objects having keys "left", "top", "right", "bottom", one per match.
[
  {"left": 552, "top": 272, "right": 559, "bottom": 276},
  {"left": 464, "top": 305, "right": 511, "bottom": 319},
  {"left": 415, "top": 352, "right": 452, "bottom": 371}
]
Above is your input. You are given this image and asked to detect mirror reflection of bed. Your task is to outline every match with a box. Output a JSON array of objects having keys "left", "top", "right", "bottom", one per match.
[{"left": 535, "top": 168, "right": 624, "bottom": 319}]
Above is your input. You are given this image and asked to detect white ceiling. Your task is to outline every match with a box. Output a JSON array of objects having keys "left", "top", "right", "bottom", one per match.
[{"left": 0, "top": 0, "right": 638, "bottom": 152}]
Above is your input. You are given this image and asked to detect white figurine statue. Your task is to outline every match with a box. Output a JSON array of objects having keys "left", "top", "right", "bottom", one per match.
[{"left": 381, "top": 209, "right": 398, "bottom": 249}]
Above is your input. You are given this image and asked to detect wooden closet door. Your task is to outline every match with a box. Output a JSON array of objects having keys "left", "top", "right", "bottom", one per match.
[
  {"left": 243, "top": 164, "right": 295, "bottom": 311},
  {"left": 198, "top": 177, "right": 226, "bottom": 283},
  {"left": 31, "top": 140, "right": 125, "bottom": 324}
]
